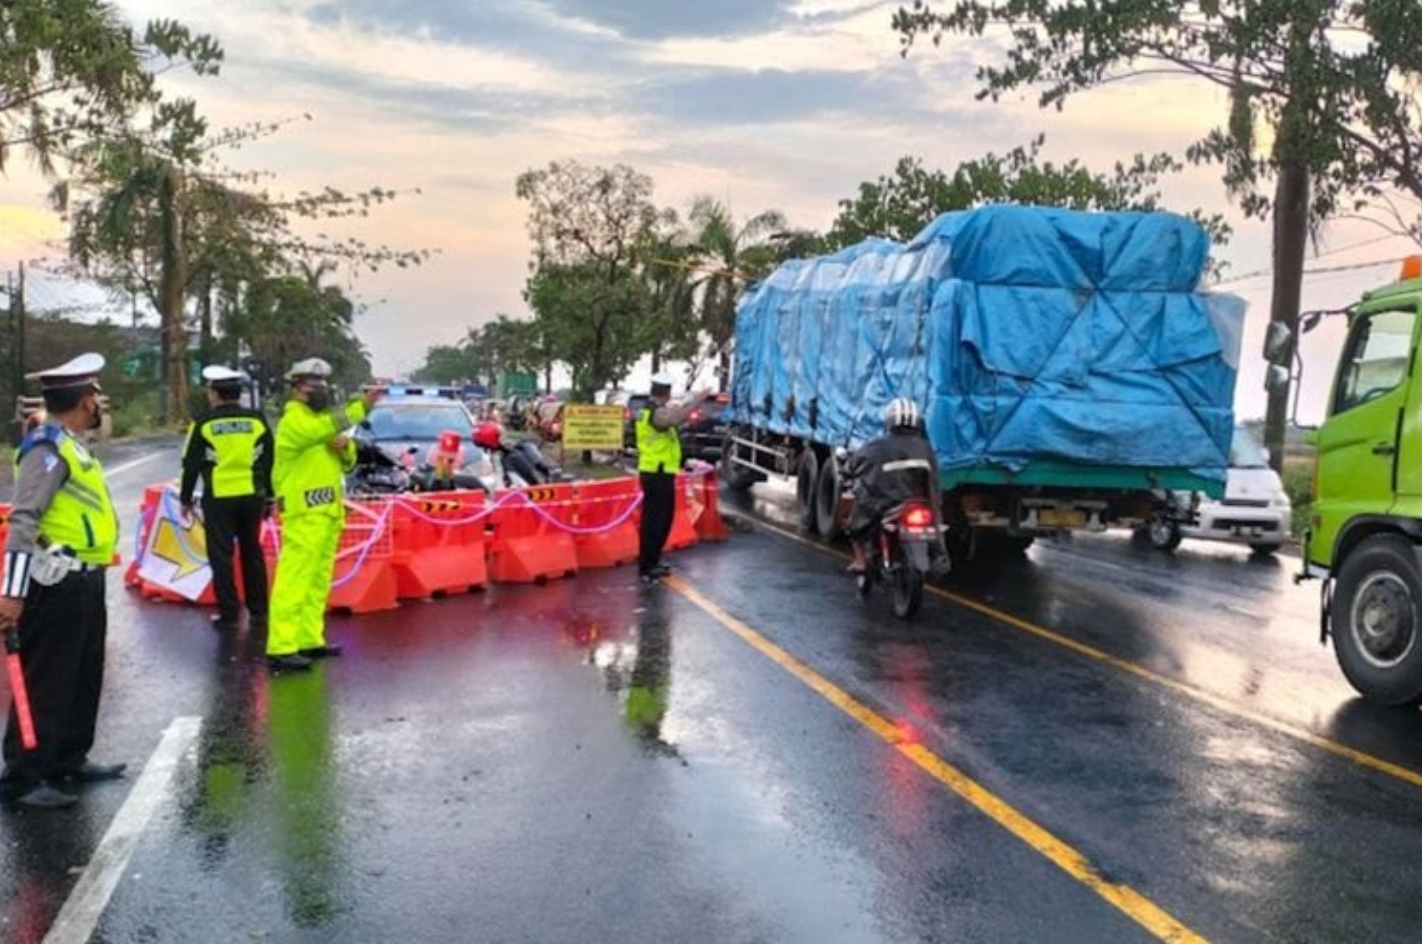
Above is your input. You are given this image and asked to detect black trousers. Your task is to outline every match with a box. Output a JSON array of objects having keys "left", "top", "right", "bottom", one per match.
[
  {"left": 639, "top": 471, "right": 676, "bottom": 574},
  {"left": 203, "top": 495, "right": 269, "bottom": 623},
  {"left": 3, "top": 568, "right": 107, "bottom": 781}
]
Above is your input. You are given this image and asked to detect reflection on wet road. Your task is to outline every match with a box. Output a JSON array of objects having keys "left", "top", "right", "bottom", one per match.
[{"left": 2, "top": 451, "right": 1421, "bottom": 943}]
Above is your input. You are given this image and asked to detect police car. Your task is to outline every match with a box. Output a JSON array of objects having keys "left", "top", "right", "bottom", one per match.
[{"left": 354, "top": 385, "right": 482, "bottom": 470}]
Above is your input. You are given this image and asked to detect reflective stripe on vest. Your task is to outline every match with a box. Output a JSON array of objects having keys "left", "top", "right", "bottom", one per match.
[
  {"left": 200, "top": 414, "right": 266, "bottom": 498},
  {"left": 14, "top": 433, "right": 118, "bottom": 564},
  {"left": 635, "top": 408, "right": 681, "bottom": 474}
]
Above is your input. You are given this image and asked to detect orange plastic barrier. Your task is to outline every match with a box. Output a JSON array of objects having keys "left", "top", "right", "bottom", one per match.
[
  {"left": 486, "top": 484, "right": 579, "bottom": 583},
  {"left": 127, "top": 485, "right": 218, "bottom": 606},
  {"left": 666, "top": 473, "right": 701, "bottom": 551},
  {"left": 570, "top": 478, "right": 641, "bottom": 570},
  {"left": 687, "top": 468, "right": 730, "bottom": 542},
  {"left": 324, "top": 499, "right": 399, "bottom": 613},
  {"left": 389, "top": 491, "right": 489, "bottom": 598}
]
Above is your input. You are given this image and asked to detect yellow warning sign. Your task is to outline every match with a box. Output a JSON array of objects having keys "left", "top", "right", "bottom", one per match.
[{"left": 561, "top": 404, "right": 625, "bottom": 451}]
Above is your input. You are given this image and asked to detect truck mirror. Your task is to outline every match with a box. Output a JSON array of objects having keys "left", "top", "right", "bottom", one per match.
[
  {"left": 1264, "top": 363, "right": 1291, "bottom": 394},
  {"left": 1263, "top": 321, "right": 1292, "bottom": 365}
]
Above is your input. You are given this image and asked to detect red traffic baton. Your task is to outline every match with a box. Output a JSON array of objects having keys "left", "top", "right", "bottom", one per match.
[{"left": 4, "top": 630, "right": 36, "bottom": 750}]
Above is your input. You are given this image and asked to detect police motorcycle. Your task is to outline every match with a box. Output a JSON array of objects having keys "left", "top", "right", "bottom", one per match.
[
  {"left": 473, "top": 422, "right": 572, "bottom": 488},
  {"left": 348, "top": 427, "right": 569, "bottom": 496}
]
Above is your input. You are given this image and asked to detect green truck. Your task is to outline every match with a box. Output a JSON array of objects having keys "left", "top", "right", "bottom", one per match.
[{"left": 1269, "top": 256, "right": 1422, "bottom": 704}]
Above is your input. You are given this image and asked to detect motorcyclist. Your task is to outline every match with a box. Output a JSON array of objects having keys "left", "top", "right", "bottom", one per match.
[{"left": 845, "top": 397, "right": 943, "bottom": 575}]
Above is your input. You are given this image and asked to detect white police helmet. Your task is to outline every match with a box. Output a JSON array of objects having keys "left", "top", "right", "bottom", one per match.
[
  {"left": 884, "top": 397, "right": 920, "bottom": 430},
  {"left": 285, "top": 357, "right": 333, "bottom": 382}
]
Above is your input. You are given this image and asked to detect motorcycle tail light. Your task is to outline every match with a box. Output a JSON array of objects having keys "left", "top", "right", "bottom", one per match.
[{"left": 904, "top": 506, "right": 933, "bottom": 528}]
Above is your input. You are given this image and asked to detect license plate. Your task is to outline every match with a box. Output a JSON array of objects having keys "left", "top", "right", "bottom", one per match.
[{"left": 1037, "top": 508, "right": 1085, "bottom": 529}]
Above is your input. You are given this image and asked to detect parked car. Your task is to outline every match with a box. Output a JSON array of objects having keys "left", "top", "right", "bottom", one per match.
[
  {"left": 680, "top": 393, "right": 732, "bottom": 463},
  {"left": 1145, "top": 425, "right": 1292, "bottom": 554}
]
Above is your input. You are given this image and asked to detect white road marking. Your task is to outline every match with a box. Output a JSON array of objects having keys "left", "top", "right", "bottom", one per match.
[
  {"left": 105, "top": 453, "right": 166, "bottom": 478},
  {"left": 42, "top": 716, "right": 202, "bottom": 944}
]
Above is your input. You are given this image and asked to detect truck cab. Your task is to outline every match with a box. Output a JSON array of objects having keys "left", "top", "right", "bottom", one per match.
[{"left": 1290, "top": 256, "right": 1422, "bottom": 704}]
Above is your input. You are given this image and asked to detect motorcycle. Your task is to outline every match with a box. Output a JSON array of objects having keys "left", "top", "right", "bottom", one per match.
[
  {"left": 348, "top": 440, "right": 414, "bottom": 495},
  {"left": 856, "top": 499, "right": 941, "bottom": 619}
]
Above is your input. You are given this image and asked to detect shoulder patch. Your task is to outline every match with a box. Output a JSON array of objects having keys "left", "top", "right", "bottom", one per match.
[{"left": 16, "top": 423, "right": 62, "bottom": 460}]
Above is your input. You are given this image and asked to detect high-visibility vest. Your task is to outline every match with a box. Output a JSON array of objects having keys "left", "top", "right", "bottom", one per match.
[
  {"left": 15, "top": 426, "right": 118, "bottom": 564},
  {"left": 635, "top": 407, "right": 681, "bottom": 474},
  {"left": 192, "top": 408, "right": 271, "bottom": 498},
  {"left": 272, "top": 398, "right": 368, "bottom": 517}
]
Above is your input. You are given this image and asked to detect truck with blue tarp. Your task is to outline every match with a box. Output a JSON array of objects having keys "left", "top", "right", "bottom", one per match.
[{"left": 721, "top": 204, "right": 1246, "bottom": 559}]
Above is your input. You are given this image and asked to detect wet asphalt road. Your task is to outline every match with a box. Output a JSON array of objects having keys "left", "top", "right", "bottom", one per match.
[{"left": 2, "top": 442, "right": 1422, "bottom": 943}]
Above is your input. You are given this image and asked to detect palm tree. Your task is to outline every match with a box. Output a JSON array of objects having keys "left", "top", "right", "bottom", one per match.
[{"left": 687, "top": 197, "right": 787, "bottom": 390}]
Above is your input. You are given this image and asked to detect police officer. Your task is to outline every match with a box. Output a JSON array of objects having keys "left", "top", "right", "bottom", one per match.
[
  {"left": 266, "top": 359, "right": 382, "bottom": 672},
  {"left": 0, "top": 354, "right": 126, "bottom": 809},
  {"left": 180, "top": 365, "right": 275, "bottom": 632},
  {"left": 635, "top": 373, "right": 709, "bottom": 583}
]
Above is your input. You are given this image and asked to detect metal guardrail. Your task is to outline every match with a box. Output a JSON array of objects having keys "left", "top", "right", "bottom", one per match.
[{"left": 12, "top": 395, "right": 112, "bottom": 443}]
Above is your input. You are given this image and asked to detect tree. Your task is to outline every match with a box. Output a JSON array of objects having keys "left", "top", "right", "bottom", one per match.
[
  {"left": 515, "top": 160, "right": 671, "bottom": 399},
  {"left": 825, "top": 137, "right": 1229, "bottom": 253},
  {"left": 411, "top": 344, "right": 478, "bottom": 385},
  {"left": 230, "top": 274, "right": 369, "bottom": 396},
  {"left": 893, "top": 0, "right": 1422, "bottom": 470},
  {"left": 56, "top": 114, "right": 433, "bottom": 422},
  {"left": 687, "top": 197, "right": 788, "bottom": 390},
  {"left": 0, "top": 1, "right": 221, "bottom": 174}
]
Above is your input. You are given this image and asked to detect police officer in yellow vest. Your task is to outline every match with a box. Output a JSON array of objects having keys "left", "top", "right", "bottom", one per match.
[
  {"left": 267, "top": 358, "right": 383, "bottom": 672},
  {"left": 0, "top": 354, "right": 126, "bottom": 809},
  {"left": 635, "top": 373, "right": 709, "bottom": 584},
  {"left": 180, "top": 365, "right": 275, "bottom": 632}
]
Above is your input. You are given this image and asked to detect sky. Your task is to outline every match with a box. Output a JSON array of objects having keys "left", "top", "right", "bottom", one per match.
[{"left": 1, "top": 0, "right": 1418, "bottom": 423}]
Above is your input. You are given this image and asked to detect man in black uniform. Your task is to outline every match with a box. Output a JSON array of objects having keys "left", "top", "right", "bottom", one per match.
[
  {"left": 0, "top": 353, "right": 126, "bottom": 809},
  {"left": 181, "top": 365, "right": 274, "bottom": 632},
  {"left": 845, "top": 397, "right": 943, "bottom": 575}
]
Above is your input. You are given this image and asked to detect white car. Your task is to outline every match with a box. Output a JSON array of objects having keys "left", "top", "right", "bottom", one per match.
[{"left": 1146, "top": 426, "right": 1292, "bottom": 555}]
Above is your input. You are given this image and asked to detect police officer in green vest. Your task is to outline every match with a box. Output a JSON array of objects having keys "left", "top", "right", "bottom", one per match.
[
  {"left": 181, "top": 365, "right": 275, "bottom": 632},
  {"left": 635, "top": 373, "right": 709, "bottom": 583},
  {"left": 0, "top": 354, "right": 126, "bottom": 809}
]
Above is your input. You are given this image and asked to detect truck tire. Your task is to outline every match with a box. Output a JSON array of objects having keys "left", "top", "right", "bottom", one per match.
[
  {"left": 719, "top": 434, "right": 759, "bottom": 492},
  {"left": 1147, "top": 518, "right": 1183, "bottom": 552},
  {"left": 1331, "top": 534, "right": 1422, "bottom": 707},
  {"left": 796, "top": 449, "right": 820, "bottom": 533},
  {"left": 814, "top": 455, "right": 844, "bottom": 540}
]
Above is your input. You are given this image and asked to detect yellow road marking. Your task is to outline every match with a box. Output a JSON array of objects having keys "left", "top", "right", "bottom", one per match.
[
  {"left": 749, "top": 518, "right": 1422, "bottom": 790},
  {"left": 667, "top": 575, "right": 1213, "bottom": 944}
]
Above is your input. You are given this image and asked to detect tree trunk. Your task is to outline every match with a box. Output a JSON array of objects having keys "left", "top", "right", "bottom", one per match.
[
  {"left": 159, "top": 164, "right": 188, "bottom": 424},
  {"left": 1264, "top": 160, "right": 1310, "bottom": 476}
]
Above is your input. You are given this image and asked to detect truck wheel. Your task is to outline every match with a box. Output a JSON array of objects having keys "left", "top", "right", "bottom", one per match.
[
  {"left": 796, "top": 449, "right": 819, "bottom": 533},
  {"left": 1147, "top": 518, "right": 1183, "bottom": 552},
  {"left": 1332, "top": 535, "right": 1422, "bottom": 706},
  {"left": 814, "top": 455, "right": 844, "bottom": 540},
  {"left": 719, "top": 435, "right": 758, "bottom": 492}
]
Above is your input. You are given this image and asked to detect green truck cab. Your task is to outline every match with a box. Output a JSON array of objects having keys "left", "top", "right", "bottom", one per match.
[{"left": 1278, "top": 257, "right": 1422, "bottom": 704}]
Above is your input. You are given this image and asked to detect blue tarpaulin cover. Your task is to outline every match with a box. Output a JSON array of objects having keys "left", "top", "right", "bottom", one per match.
[{"left": 728, "top": 205, "right": 1245, "bottom": 483}]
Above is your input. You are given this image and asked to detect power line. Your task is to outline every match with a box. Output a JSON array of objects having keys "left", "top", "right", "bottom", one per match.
[{"left": 1213, "top": 254, "right": 1411, "bottom": 288}]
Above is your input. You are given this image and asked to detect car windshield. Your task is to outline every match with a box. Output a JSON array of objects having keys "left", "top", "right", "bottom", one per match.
[
  {"left": 1230, "top": 426, "right": 1270, "bottom": 468},
  {"left": 365, "top": 402, "right": 473, "bottom": 440}
]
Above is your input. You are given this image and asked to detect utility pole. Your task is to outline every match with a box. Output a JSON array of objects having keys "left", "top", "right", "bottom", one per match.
[{"left": 15, "top": 262, "right": 25, "bottom": 394}]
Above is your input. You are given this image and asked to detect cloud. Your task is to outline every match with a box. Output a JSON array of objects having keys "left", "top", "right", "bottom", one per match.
[{"left": 543, "top": 0, "right": 795, "bottom": 41}]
